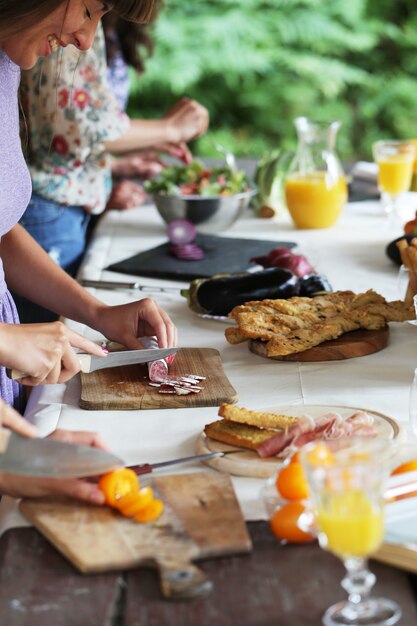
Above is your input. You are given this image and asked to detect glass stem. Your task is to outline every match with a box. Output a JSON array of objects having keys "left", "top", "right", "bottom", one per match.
[{"left": 341, "top": 557, "right": 376, "bottom": 606}]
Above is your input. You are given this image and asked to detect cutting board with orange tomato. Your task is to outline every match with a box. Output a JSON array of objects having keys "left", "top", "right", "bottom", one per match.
[
  {"left": 19, "top": 472, "right": 251, "bottom": 600},
  {"left": 79, "top": 348, "right": 238, "bottom": 410}
]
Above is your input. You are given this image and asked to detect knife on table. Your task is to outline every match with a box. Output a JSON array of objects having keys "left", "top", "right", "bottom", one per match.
[
  {"left": 0, "top": 427, "right": 123, "bottom": 477},
  {"left": 80, "top": 278, "right": 180, "bottom": 294},
  {"left": 7, "top": 347, "right": 178, "bottom": 380},
  {"left": 129, "top": 450, "right": 241, "bottom": 476}
]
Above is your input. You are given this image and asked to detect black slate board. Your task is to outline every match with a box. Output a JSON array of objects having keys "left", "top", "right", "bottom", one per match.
[{"left": 106, "top": 235, "right": 297, "bottom": 281}]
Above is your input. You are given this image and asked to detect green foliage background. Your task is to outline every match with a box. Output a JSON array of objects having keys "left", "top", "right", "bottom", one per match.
[{"left": 128, "top": 0, "right": 417, "bottom": 161}]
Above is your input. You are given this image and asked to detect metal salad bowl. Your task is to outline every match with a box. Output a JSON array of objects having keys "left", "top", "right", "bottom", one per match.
[{"left": 152, "top": 188, "right": 257, "bottom": 234}]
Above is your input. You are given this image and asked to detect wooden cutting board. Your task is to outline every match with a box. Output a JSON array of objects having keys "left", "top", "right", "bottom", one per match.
[
  {"left": 80, "top": 348, "right": 238, "bottom": 410},
  {"left": 196, "top": 404, "right": 402, "bottom": 479},
  {"left": 249, "top": 327, "right": 389, "bottom": 362},
  {"left": 19, "top": 472, "right": 251, "bottom": 600}
]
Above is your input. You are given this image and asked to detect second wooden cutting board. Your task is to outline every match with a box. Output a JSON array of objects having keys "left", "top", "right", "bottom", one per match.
[
  {"left": 19, "top": 472, "right": 252, "bottom": 600},
  {"left": 80, "top": 348, "right": 238, "bottom": 410}
]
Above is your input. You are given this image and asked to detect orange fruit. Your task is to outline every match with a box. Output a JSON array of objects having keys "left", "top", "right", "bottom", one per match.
[
  {"left": 270, "top": 501, "right": 315, "bottom": 544},
  {"left": 98, "top": 468, "right": 139, "bottom": 507},
  {"left": 305, "top": 442, "right": 335, "bottom": 467},
  {"left": 134, "top": 498, "right": 164, "bottom": 523},
  {"left": 391, "top": 459, "right": 417, "bottom": 476},
  {"left": 289, "top": 451, "right": 301, "bottom": 464},
  {"left": 118, "top": 486, "right": 154, "bottom": 517},
  {"left": 276, "top": 461, "right": 309, "bottom": 500}
]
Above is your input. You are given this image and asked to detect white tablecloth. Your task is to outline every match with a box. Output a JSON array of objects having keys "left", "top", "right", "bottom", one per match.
[{"left": 1, "top": 196, "right": 417, "bottom": 533}]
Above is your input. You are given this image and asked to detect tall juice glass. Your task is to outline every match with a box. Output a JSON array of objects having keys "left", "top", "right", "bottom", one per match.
[
  {"left": 373, "top": 140, "right": 415, "bottom": 221},
  {"left": 300, "top": 439, "right": 401, "bottom": 626}
]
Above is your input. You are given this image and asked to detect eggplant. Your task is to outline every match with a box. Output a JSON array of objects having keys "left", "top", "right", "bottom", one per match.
[
  {"left": 182, "top": 267, "right": 300, "bottom": 316},
  {"left": 298, "top": 274, "right": 333, "bottom": 297}
]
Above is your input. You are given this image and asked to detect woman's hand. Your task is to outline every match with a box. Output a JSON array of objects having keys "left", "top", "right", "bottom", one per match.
[
  {"left": 0, "top": 399, "right": 37, "bottom": 438},
  {"left": 92, "top": 298, "right": 178, "bottom": 351},
  {"left": 164, "top": 97, "right": 209, "bottom": 145},
  {"left": 0, "top": 322, "right": 106, "bottom": 385},
  {"left": 0, "top": 429, "right": 109, "bottom": 503},
  {"left": 106, "top": 180, "right": 147, "bottom": 211}
]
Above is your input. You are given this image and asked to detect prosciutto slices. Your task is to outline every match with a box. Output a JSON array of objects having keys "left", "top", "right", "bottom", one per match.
[{"left": 257, "top": 411, "right": 378, "bottom": 458}]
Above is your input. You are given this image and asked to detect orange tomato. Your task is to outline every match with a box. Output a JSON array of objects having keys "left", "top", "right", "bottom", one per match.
[
  {"left": 117, "top": 486, "right": 154, "bottom": 517},
  {"left": 305, "top": 442, "right": 335, "bottom": 467},
  {"left": 135, "top": 498, "right": 164, "bottom": 523},
  {"left": 98, "top": 468, "right": 139, "bottom": 507},
  {"left": 391, "top": 459, "right": 417, "bottom": 475},
  {"left": 276, "top": 462, "right": 309, "bottom": 500},
  {"left": 270, "top": 501, "right": 315, "bottom": 544}
]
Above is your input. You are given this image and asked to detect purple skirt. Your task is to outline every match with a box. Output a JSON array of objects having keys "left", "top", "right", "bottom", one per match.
[{"left": 0, "top": 291, "right": 23, "bottom": 410}]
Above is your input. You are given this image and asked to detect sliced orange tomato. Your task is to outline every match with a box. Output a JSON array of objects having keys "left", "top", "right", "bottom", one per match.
[
  {"left": 305, "top": 442, "right": 335, "bottom": 467},
  {"left": 391, "top": 459, "right": 417, "bottom": 475},
  {"left": 118, "top": 486, "right": 154, "bottom": 517},
  {"left": 276, "top": 462, "right": 309, "bottom": 500},
  {"left": 98, "top": 468, "right": 139, "bottom": 507},
  {"left": 270, "top": 501, "right": 315, "bottom": 544},
  {"left": 134, "top": 498, "right": 164, "bottom": 523}
]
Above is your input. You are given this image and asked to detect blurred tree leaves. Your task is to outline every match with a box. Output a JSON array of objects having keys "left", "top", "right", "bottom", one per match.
[{"left": 128, "top": 0, "right": 417, "bottom": 160}]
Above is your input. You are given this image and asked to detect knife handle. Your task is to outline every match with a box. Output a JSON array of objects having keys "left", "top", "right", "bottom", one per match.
[
  {"left": 7, "top": 355, "right": 91, "bottom": 381},
  {"left": 129, "top": 463, "right": 153, "bottom": 476}
]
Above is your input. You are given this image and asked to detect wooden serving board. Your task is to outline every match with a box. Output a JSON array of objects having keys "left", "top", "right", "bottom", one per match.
[
  {"left": 196, "top": 404, "right": 402, "bottom": 479},
  {"left": 80, "top": 348, "right": 238, "bottom": 410},
  {"left": 19, "top": 472, "right": 251, "bottom": 600},
  {"left": 249, "top": 326, "right": 389, "bottom": 362}
]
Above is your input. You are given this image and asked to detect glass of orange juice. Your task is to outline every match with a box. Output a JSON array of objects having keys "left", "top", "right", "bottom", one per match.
[
  {"left": 300, "top": 439, "right": 401, "bottom": 626},
  {"left": 373, "top": 140, "right": 415, "bottom": 221}
]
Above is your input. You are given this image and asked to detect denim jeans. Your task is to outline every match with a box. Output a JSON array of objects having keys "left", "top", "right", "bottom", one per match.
[
  {"left": 15, "top": 194, "right": 91, "bottom": 323},
  {"left": 20, "top": 194, "right": 91, "bottom": 274}
]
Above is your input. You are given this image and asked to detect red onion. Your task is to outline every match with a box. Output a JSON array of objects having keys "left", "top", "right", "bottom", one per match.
[
  {"left": 250, "top": 247, "right": 313, "bottom": 277},
  {"left": 167, "top": 219, "right": 197, "bottom": 245},
  {"left": 169, "top": 244, "right": 205, "bottom": 260}
]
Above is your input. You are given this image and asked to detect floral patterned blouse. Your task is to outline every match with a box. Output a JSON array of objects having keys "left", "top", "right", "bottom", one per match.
[{"left": 20, "top": 24, "right": 130, "bottom": 214}]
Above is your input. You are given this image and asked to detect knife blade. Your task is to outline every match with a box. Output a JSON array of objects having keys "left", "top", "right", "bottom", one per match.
[
  {"left": 0, "top": 428, "right": 123, "bottom": 477},
  {"left": 78, "top": 347, "right": 178, "bottom": 373},
  {"left": 80, "top": 278, "right": 180, "bottom": 294},
  {"left": 129, "top": 450, "right": 241, "bottom": 476},
  {"left": 7, "top": 347, "right": 178, "bottom": 379}
]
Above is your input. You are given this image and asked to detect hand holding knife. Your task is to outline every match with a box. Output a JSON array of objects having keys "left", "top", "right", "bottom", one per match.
[{"left": 7, "top": 347, "right": 178, "bottom": 380}]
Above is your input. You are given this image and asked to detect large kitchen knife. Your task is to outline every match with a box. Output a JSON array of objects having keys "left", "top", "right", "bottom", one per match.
[
  {"left": 0, "top": 428, "right": 123, "bottom": 477},
  {"left": 129, "top": 450, "right": 241, "bottom": 476},
  {"left": 7, "top": 347, "right": 178, "bottom": 379},
  {"left": 80, "top": 278, "right": 180, "bottom": 294}
]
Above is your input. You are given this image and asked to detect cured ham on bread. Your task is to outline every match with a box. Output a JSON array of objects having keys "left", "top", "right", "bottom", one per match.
[{"left": 204, "top": 403, "right": 378, "bottom": 459}]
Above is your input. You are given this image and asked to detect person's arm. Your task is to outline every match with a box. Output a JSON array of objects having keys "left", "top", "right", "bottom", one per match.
[
  {"left": 105, "top": 97, "right": 209, "bottom": 154},
  {"left": 2, "top": 225, "right": 177, "bottom": 349}
]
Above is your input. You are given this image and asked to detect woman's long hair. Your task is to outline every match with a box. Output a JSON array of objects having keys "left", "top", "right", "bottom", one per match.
[
  {"left": 0, "top": 0, "right": 157, "bottom": 40},
  {"left": 102, "top": 11, "right": 157, "bottom": 75}
]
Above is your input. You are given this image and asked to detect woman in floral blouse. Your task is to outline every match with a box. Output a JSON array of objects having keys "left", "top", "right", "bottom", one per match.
[{"left": 18, "top": 17, "right": 208, "bottom": 322}]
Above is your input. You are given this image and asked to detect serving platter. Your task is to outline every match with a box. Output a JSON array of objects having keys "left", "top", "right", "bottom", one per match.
[
  {"left": 249, "top": 327, "right": 390, "bottom": 362},
  {"left": 195, "top": 404, "right": 402, "bottom": 479}
]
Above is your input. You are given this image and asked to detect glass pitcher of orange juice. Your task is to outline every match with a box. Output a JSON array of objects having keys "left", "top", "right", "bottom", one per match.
[{"left": 284, "top": 117, "right": 347, "bottom": 229}]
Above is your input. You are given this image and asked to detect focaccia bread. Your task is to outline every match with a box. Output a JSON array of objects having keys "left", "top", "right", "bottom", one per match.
[
  {"left": 225, "top": 289, "right": 414, "bottom": 356},
  {"left": 218, "top": 402, "right": 298, "bottom": 429},
  {"left": 204, "top": 419, "right": 276, "bottom": 451}
]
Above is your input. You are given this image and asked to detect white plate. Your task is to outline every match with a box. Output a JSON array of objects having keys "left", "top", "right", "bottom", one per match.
[
  {"left": 196, "top": 404, "right": 402, "bottom": 479},
  {"left": 193, "top": 311, "right": 235, "bottom": 324}
]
